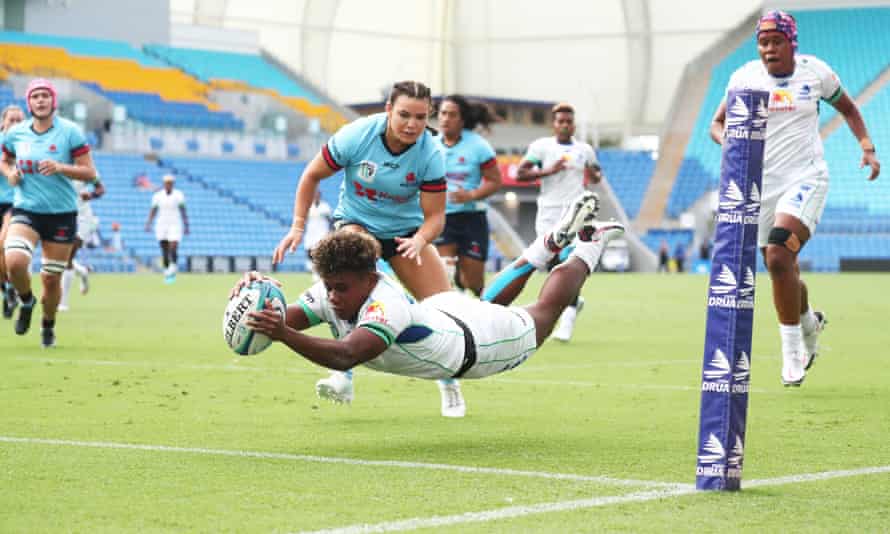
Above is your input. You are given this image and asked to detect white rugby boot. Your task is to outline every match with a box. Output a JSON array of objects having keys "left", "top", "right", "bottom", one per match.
[
  {"left": 781, "top": 344, "right": 807, "bottom": 387},
  {"left": 802, "top": 311, "right": 827, "bottom": 371},
  {"left": 550, "top": 192, "right": 600, "bottom": 249},
  {"left": 438, "top": 379, "right": 466, "bottom": 418},
  {"left": 552, "top": 296, "right": 585, "bottom": 342},
  {"left": 316, "top": 371, "right": 354, "bottom": 404}
]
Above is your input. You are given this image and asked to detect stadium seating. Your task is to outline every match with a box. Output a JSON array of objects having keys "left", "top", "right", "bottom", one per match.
[
  {"left": 144, "top": 44, "right": 348, "bottom": 132},
  {"left": 82, "top": 83, "right": 243, "bottom": 130},
  {"left": 598, "top": 149, "right": 655, "bottom": 219},
  {"left": 90, "top": 153, "right": 315, "bottom": 272}
]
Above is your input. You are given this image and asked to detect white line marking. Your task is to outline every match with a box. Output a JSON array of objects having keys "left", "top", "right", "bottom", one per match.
[
  {"left": 520, "top": 359, "right": 701, "bottom": 370},
  {"left": 297, "top": 487, "right": 696, "bottom": 534},
  {"left": 296, "top": 465, "right": 890, "bottom": 534},
  {"left": 0, "top": 436, "right": 677, "bottom": 488},
  {"left": 489, "top": 377, "right": 774, "bottom": 394}
]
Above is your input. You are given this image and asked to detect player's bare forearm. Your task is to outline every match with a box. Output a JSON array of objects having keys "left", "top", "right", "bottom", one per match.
[
  {"left": 279, "top": 328, "right": 385, "bottom": 371},
  {"left": 472, "top": 170, "right": 502, "bottom": 200},
  {"left": 709, "top": 101, "right": 727, "bottom": 145},
  {"left": 516, "top": 161, "right": 542, "bottom": 181},
  {"left": 417, "top": 192, "right": 446, "bottom": 243},
  {"left": 292, "top": 152, "right": 335, "bottom": 229},
  {"left": 62, "top": 152, "right": 98, "bottom": 182}
]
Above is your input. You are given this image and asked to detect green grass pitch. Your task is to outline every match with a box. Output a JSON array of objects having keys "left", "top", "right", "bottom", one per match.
[{"left": 1, "top": 272, "right": 889, "bottom": 532}]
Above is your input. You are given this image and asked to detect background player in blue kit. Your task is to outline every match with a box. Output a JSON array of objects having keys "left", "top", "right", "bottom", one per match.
[
  {"left": 434, "top": 94, "right": 502, "bottom": 298},
  {"left": 0, "top": 104, "right": 25, "bottom": 319},
  {"left": 272, "top": 81, "right": 465, "bottom": 414},
  {"left": 0, "top": 79, "right": 98, "bottom": 347}
]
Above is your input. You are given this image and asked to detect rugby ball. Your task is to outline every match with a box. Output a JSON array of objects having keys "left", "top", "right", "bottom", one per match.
[{"left": 223, "top": 280, "right": 287, "bottom": 356}]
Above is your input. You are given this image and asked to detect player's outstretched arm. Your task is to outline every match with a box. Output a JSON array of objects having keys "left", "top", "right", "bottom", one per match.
[
  {"left": 248, "top": 307, "right": 387, "bottom": 371},
  {"left": 273, "top": 152, "right": 337, "bottom": 264},
  {"left": 832, "top": 92, "right": 880, "bottom": 181}
]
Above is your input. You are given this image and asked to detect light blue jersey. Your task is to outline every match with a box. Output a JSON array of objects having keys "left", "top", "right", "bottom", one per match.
[
  {"left": 437, "top": 129, "right": 497, "bottom": 215},
  {"left": 323, "top": 113, "right": 446, "bottom": 239},
  {"left": 0, "top": 131, "right": 11, "bottom": 205},
  {"left": 2, "top": 116, "right": 89, "bottom": 214}
]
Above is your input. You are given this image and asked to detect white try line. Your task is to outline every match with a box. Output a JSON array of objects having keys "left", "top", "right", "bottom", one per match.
[
  {"left": 297, "top": 465, "right": 890, "bottom": 534},
  {"left": 0, "top": 436, "right": 680, "bottom": 489}
]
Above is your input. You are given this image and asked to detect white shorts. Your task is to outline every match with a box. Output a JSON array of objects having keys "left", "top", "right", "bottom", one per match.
[
  {"left": 76, "top": 213, "right": 99, "bottom": 242},
  {"left": 155, "top": 223, "right": 183, "bottom": 243},
  {"left": 535, "top": 205, "right": 565, "bottom": 238},
  {"left": 426, "top": 292, "right": 538, "bottom": 379},
  {"left": 757, "top": 177, "right": 829, "bottom": 248}
]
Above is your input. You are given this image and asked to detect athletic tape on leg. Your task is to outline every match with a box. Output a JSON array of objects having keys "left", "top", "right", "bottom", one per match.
[{"left": 695, "top": 89, "right": 768, "bottom": 491}]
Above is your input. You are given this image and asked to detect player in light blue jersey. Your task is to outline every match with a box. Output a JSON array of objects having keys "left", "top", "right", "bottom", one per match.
[
  {"left": 1, "top": 104, "right": 25, "bottom": 319},
  {"left": 0, "top": 79, "right": 98, "bottom": 347},
  {"left": 272, "top": 81, "right": 461, "bottom": 414},
  {"left": 434, "top": 95, "right": 502, "bottom": 298},
  {"left": 234, "top": 195, "right": 624, "bottom": 399}
]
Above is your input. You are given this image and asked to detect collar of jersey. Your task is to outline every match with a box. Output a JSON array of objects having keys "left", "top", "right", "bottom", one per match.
[
  {"left": 29, "top": 116, "right": 56, "bottom": 136},
  {"left": 379, "top": 118, "right": 417, "bottom": 157}
]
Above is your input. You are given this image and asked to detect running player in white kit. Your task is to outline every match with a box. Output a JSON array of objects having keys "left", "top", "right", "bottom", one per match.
[
  {"left": 303, "top": 190, "right": 332, "bottom": 280},
  {"left": 710, "top": 10, "right": 880, "bottom": 386},
  {"left": 58, "top": 173, "right": 105, "bottom": 311},
  {"left": 503, "top": 103, "right": 602, "bottom": 342},
  {"left": 145, "top": 174, "right": 189, "bottom": 284},
  {"left": 235, "top": 193, "right": 624, "bottom": 388}
]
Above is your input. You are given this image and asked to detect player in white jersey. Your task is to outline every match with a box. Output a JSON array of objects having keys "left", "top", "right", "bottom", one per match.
[
  {"left": 303, "top": 190, "right": 332, "bottom": 280},
  {"left": 58, "top": 174, "right": 104, "bottom": 311},
  {"left": 145, "top": 174, "right": 189, "bottom": 284},
  {"left": 511, "top": 103, "right": 603, "bottom": 342},
  {"left": 235, "top": 194, "right": 625, "bottom": 391},
  {"left": 710, "top": 11, "right": 880, "bottom": 386}
]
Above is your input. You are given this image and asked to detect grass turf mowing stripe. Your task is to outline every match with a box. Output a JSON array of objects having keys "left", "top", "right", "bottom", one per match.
[{"left": 0, "top": 436, "right": 680, "bottom": 488}]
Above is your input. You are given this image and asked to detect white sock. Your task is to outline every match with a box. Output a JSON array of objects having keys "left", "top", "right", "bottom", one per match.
[
  {"left": 779, "top": 324, "right": 803, "bottom": 356},
  {"left": 522, "top": 235, "right": 558, "bottom": 270},
  {"left": 800, "top": 308, "right": 818, "bottom": 334},
  {"left": 60, "top": 268, "right": 74, "bottom": 307},
  {"left": 72, "top": 260, "right": 88, "bottom": 277},
  {"left": 568, "top": 240, "right": 606, "bottom": 273}
]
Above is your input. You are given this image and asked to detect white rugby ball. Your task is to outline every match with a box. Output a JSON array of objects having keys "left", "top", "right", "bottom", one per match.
[{"left": 223, "top": 280, "right": 287, "bottom": 356}]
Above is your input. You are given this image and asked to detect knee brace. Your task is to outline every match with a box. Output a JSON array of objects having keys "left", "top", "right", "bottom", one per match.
[
  {"left": 4, "top": 237, "right": 35, "bottom": 259},
  {"left": 767, "top": 227, "right": 801, "bottom": 253},
  {"left": 41, "top": 258, "right": 68, "bottom": 276}
]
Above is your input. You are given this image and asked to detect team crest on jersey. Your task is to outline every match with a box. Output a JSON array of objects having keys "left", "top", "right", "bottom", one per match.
[{"left": 357, "top": 160, "right": 378, "bottom": 183}]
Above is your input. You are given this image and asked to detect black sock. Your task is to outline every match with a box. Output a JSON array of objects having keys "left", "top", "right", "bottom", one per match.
[
  {"left": 570, "top": 295, "right": 580, "bottom": 308},
  {"left": 20, "top": 291, "right": 34, "bottom": 306},
  {"left": 42, "top": 318, "right": 55, "bottom": 329},
  {"left": 171, "top": 250, "right": 178, "bottom": 264}
]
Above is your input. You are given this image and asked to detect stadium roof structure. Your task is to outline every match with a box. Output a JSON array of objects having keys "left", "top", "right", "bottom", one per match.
[{"left": 172, "top": 0, "right": 831, "bottom": 136}]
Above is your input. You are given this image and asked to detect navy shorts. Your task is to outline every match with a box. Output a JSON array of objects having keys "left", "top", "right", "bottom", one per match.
[
  {"left": 333, "top": 219, "right": 419, "bottom": 261},
  {"left": 434, "top": 211, "right": 489, "bottom": 261},
  {"left": 10, "top": 208, "right": 77, "bottom": 244},
  {"left": 0, "top": 202, "right": 11, "bottom": 230}
]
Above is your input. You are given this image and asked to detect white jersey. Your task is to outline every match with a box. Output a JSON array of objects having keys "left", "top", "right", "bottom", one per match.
[
  {"left": 297, "top": 274, "right": 537, "bottom": 380},
  {"left": 523, "top": 137, "right": 597, "bottom": 208},
  {"left": 726, "top": 55, "right": 842, "bottom": 192},
  {"left": 304, "top": 200, "right": 332, "bottom": 248},
  {"left": 151, "top": 189, "right": 186, "bottom": 226},
  {"left": 72, "top": 180, "right": 94, "bottom": 218}
]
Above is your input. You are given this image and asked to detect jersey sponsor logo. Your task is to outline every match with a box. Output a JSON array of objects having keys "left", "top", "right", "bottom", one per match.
[
  {"left": 364, "top": 301, "right": 387, "bottom": 324},
  {"left": 357, "top": 160, "right": 378, "bottom": 183},
  {"left": 352, "top": 182, "right": 412, "bottom": 204},
  {"left": 770, "top": 89, "right": 795, "bottom": 112},
  {"left": 302, "top": 291, "right": 315, "bottom": 304},
  {"left": 382, "top": 161, "right": 400, "bottom": 169},
  {"left": 798, "top": 84, "right": 812, "bottom": 101}
]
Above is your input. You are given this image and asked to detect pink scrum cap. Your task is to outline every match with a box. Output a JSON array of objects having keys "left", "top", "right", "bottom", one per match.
[
  {"left": 26, "top": 78, "right": 58, "bottom": 114},
  {"left": 756, "top": 10, "right": 798, "bottom": 51}
]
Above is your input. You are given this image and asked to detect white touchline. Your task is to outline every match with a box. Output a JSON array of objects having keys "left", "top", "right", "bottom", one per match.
[
  {"left": 0, "top": 436, "right": 679, "bottom": 489},
  {"left": 296, "top": 465, "right": 890, "bottom": 534}
]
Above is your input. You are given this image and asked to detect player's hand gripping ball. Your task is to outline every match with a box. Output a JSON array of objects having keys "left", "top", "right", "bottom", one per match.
[{"left": 223, "top": 280, "right": 287, "bottom": 355}]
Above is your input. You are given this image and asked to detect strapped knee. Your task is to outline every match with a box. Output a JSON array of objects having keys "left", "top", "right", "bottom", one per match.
[
  {"left": 4, "top": 237, "right": 35, "bottom": 259},
  {"left": 41, "top": 259, "right": 68, "bottom": 276},
  {"left": 767, "top": 227, "right": 801, "bottom": 253}
]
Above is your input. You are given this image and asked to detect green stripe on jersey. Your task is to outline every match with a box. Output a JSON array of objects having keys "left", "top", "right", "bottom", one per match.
[
  {"left": 298, "top": 300, "right": 322, "bottom": 327},
  {"left": 361, "top": 323, "right": 394, "bottom": 346}
]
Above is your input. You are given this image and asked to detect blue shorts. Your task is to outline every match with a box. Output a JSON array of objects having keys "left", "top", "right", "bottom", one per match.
[
  {"left": 435, "top": 211, "right": 489, "bottom": 261},
  {"left": 10, "top": 208, "right": 77, "bottom": 244},
  {"left": 333, "top": 219, "right": 419, "bottom": 261}
]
